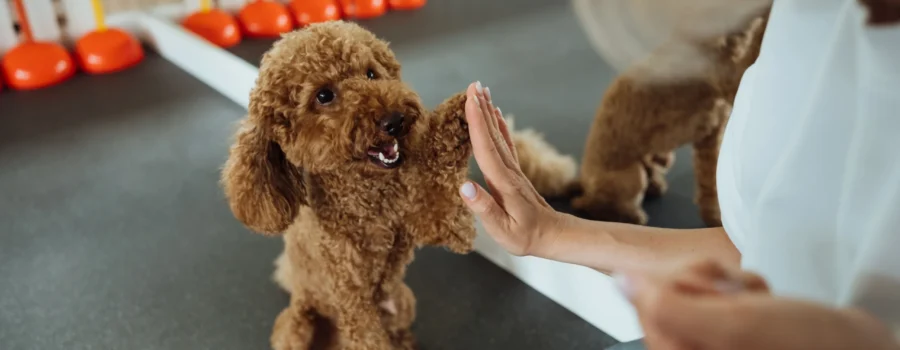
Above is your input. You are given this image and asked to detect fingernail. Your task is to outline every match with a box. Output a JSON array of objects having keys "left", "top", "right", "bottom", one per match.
[
  {"left": 714, "top": 280, "right": 745, "bottom": 294},
  {"left": 484, "top": 87, "right": 492, "bottom": 102},
  {"left": 613, "top": 272, "right": 635, "bottom": 300},
  {"left": 471, "top": 94, "right": 479, "bottom": 106},
  {"left": 475, "top": 81, "right": 484, "bottom": 94},
  {"left": 460, "top": 182, "right": 477, "bottom": 200},
  {"left": 496, "top": 107, "right": 502, "bottom": 116}
]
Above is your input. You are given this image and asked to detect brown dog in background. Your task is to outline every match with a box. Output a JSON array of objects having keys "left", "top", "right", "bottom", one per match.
[
  {"left": 573, "top": 11, "right": 769, "bottom": 226},
  {"left": 221, "top": 21, "right": 575, "bottom": 350}
]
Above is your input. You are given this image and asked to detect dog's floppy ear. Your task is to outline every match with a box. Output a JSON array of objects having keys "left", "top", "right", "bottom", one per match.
[{"left": 221, "top": 119, "right": 306, "bottom": 235}]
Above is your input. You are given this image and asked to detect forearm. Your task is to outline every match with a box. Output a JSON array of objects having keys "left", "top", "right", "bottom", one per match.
[{"left": 536, "top": 213, "right": 740, "bottom": 274}]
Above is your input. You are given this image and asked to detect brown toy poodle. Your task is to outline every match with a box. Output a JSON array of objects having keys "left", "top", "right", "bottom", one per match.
[
  {"left": 220, "top": 21, "right": 575, "bottom": 350},
  {"left": 572, "top": 12, "right": 769, "bottom": 226}
]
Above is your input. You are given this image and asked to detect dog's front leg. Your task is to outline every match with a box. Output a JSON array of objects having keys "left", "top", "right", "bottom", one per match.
[
  {"left": 334, "top": 295, "right": 393, "bottom": 350},
  {"left": 322, "top": 239, "right": 394, "bottom": 350},
  {"left": 404, "top": 91, "right": 477, "bottom": 253},
  {"left": 408, "top": 208, "right": 477, "bottom": 254}
]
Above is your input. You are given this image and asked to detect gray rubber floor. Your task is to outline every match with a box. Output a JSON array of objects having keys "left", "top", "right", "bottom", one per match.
[{"left": 0, "top": 1, "right": 706, "bottom": 349}]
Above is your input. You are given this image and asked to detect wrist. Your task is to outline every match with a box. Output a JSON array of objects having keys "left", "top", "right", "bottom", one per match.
[
  {"left": 529, "top": 211, "right": 616, "bottom": 273},
  {"left": 528, "top": 210, "right": 571, "bottom": 258}
]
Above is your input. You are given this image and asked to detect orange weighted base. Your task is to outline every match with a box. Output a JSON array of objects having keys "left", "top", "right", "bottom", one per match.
[
  {"left": 76, "top": 28, "right": 145, "bottom": 74},
  {"left": 239, "top": 1, "right": 294, "bottom": 38},
  {"left": 1, "top": 42, "right": 76, "bottom": 90},
  {"left": 183, "top": 9, "right": 242, "bottom": 48},
  {"left": 388, "top": 0, "right": 426, "bottom": 10},
  {"left": 290, "top": 0, "right": 342, "bottom": 26},
  {"left": 340, "top": 0, "right": 387, "bottom": 19}
]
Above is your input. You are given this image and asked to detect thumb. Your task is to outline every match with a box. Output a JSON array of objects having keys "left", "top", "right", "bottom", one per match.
[
  {"left": 460, "top": 181, "right": 508, "bottom": 219},
  {"left": 460, "top": 181, "right": 512, "bottom": 234}
]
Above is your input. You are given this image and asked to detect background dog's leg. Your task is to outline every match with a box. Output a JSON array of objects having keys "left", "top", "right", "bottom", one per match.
[
  {"left": 643, "top": 151, "right": 676, "bottom": 198},
  {"left": 692, "top": 101, "right": 730, "bottom": 227},
  {"left": 575, "top": 73, "right": 720, "bottom": 225},
  {"left": 573, "top": 162, "right": 649, "bottom": 225}
]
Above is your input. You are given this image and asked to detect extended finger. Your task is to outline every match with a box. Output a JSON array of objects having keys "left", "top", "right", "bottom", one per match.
[
  {"left": 485, "top": 178, "right": 507, "bottom": 209},
  {"left": 466, "top": 83, "right": 515, "bottom": 190},
  {"left": 494, "top": 109, "right": 520, "bottom": 164},
  {"left": 475, "top": 83, "right": 516, "bottom": 169},
  {"left": 479, "top": 82, "right": 500, "bottom": 131}
]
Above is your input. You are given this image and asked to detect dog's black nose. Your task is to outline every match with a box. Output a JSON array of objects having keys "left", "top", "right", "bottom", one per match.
[{"left": 380, "top": 112, "right": 405, "bottom": 136}]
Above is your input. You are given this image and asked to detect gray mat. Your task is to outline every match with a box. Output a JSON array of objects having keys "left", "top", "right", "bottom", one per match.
[
  {"left": 0, "top": 0, "right": 707, "bottom": 349},
  {"left": 0, "top": 50, "right": 614, "bottom": 350}
]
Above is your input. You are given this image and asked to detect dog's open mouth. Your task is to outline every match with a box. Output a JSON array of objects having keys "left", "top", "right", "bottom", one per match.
[{"left": 367, "top": 140, "right": 402, "bottom": 169}]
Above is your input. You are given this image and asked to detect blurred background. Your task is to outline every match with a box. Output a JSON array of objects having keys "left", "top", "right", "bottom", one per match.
[{"left": 0, "top": 0, "right": 719, "bottom": 349}]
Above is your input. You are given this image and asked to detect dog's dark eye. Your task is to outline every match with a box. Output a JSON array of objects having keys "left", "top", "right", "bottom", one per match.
[
  {"left": 366, "top": 69, "right": 377, "bottom": 80},
  {"left": 316, "top": 88, "right": 335, "bottom": 105}
]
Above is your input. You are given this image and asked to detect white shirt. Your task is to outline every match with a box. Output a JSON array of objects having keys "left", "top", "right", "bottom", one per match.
[{"left": 717, "top": 0, "right": 900, "bottom": 336}]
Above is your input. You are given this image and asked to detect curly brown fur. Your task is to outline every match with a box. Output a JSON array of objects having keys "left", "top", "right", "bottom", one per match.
[
  {"left": 221, "top": 21, "right": 569, "bottom": 350},
  {"left": 573, "top": 12, "right": 769, "bottom": 226},
  {"left": 505, "top": 116, "right": 578, "bottom": 198}
]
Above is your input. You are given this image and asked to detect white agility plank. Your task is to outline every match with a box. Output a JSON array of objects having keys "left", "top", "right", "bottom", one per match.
[
  {"left": 137, "top": 13, "right": 257, "bottom": 108},
  {"left": 61, "top": 0, "right": 97, "bottom": 41},
  {"left": 472, "top": 226, "right": 643, "bottom": 342},
  {"left": 23, "top": 0, "right": 61, "bottom": 42},
  {"left": 0, "top": 0, "right": 16, "bottom": 54}
]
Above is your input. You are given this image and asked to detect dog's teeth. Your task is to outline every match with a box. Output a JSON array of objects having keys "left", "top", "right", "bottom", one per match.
[
  {"left": 378, "top": 153, "right": 386, "bottom": 162},
  {"left": 392, "top": 143, "right": 398, "bottom": 153}
]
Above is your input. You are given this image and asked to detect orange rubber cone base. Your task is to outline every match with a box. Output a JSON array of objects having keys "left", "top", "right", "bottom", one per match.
[
  {"left": 1, "top": 42, "right": 76, "bottom": 90},
  {"left": 340, "top": 0, "right": 387, "bottom": 19},
  {"left": 389, "top": 0, "right": 425, "bottom": 10},
  {"left": 76, "top": 28, "right": 145, "bottom": 75},
  {"left": 183, "top": 9, "right": 242, "bottom": 48},
  {"left": 239, "top": 1, "right": 294, "bottom": 38},
  {"left": 290, "top": 0, "right": 342, "bottom": 26}
]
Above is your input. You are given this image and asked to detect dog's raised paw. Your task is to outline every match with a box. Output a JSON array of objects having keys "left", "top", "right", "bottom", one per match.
[{"left": 426, "top": 92, "right": 472, "bottom": 165}]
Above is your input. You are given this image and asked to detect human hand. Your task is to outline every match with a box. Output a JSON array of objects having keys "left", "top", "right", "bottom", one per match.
[
  {"left": 458, "top": 81, "right": 564, "bottom": 256},
  {"left": 617, "top": 260, "right": 900, "bottom": 350}
]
